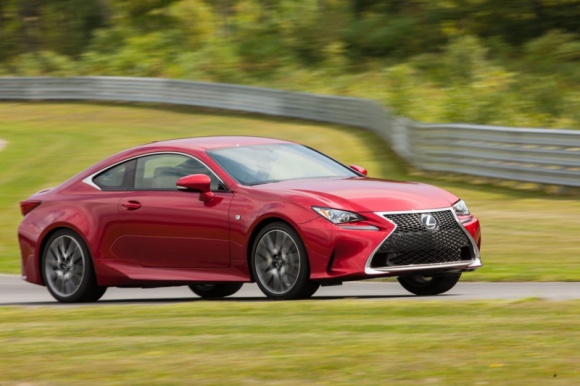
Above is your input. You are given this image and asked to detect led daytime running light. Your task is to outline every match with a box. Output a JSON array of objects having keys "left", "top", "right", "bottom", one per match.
[{"left": 312, "top": 206, "right": 364, "bottom": 224}]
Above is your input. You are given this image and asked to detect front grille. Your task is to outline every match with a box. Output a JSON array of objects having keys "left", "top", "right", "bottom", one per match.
[{"left": 370, "top": 210, "right": 473, "bottom": 268}]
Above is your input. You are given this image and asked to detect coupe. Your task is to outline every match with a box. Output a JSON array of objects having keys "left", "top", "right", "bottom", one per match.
[{"left": 18, "top": 136, "right": 482, "bottom": 302}]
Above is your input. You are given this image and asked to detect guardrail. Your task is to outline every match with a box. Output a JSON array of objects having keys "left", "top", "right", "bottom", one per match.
[{"left": 1, "top": 76, "right": 579, "bottom": 187}]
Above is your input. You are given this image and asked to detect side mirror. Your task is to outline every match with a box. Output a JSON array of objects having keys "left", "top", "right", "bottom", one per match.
[
  {"left": 349, "top": 164, "right": 367, "bottom": 176},
  {"left": 176, "top": 174, "right": 214, "bottom": 202}
]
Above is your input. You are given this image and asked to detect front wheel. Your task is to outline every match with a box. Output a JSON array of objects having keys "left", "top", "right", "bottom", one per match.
[
  {"left": 42, "top": 229, "right": 107, "bottom": 303},
  {"left": 188, "top": 283, "right": 243, "bottom": 298},
  {"left": 397, "top": 273, "right": 461, "bottom": 296},
  {"left": 251, "top": 222, "right": 319, "bottom": 300}
]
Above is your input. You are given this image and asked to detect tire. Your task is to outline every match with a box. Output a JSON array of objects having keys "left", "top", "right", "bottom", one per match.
[
  {"left": 397, "top": 273, "right": 461, "bottom": 296},
  {"left": 251, "top": 222, "right": 319, "bottom": 300},
  {"left": 41, "top": 229, "right": 107, "bottom": 303},
  {"left": 189, "top": 283, "right": 243, "bottom": 298}
]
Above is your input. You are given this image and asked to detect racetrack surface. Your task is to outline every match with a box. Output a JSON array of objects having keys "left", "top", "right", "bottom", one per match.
[{"left": 1, "top": 274, "right": 578, "bottom": 306}]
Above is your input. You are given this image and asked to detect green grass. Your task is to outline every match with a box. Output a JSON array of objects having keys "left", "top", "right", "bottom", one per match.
[
  {"left": 1, "top": 101, "right": 580, "bottom": 280},
  {"left": 0, "top": 300, "right": 579, "bottom": 384}
]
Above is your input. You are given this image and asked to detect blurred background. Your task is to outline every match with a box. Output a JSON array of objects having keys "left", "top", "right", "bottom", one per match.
[
  {"left": 0, "top": 0, "right": 579, "bottom": 128},
  {"left": 1, "top": 2, "right": 580, "bottom": 383}
]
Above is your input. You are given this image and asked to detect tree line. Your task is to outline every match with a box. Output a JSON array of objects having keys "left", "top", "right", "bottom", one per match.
[
  {"left": 1, "top": 0, "right": 578, "bottom": 62},
  {"left": 0, "top": 0, "right": 578, "bottom": 128}
]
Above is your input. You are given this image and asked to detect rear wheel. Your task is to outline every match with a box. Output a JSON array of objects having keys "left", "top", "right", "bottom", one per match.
[
  {"left": 188, "top": 283, "right": 243, "bottom": 298},
  {"left": 42, "top": 229, "right": 107, "bottom": 303},
  {"left": 251, "top": 222, "right": 319, "bottom": 300},
  {"left": 397, "top": 273, "right": 461, "bottom": 296}
]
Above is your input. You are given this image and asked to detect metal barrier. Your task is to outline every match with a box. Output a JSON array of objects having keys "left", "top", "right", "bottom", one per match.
[{"left": 1, "top": 76, "right": 579, "bottom": 187}]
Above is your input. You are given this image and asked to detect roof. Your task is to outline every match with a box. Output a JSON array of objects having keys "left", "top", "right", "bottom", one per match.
[{"left": 150, "top": 136, "right": 292, "bottom": 150}]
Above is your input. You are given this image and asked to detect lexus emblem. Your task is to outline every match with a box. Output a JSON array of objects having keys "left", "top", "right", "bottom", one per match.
[{"left": 421, "top": 214, "right": 438, "bottom": 230}]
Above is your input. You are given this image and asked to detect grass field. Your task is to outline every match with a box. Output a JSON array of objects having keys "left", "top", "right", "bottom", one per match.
[
  {"left": 1, "top": 101, "right": 579, "bottom": 280},
  {"left": 0, "top": 299, "right": 579, "bottom": 384}
]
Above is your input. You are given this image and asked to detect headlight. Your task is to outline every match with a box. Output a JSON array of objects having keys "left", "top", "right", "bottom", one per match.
[
  {"left": 312, "top": 207, "right": 364, "bottom": 224},
  {"left": 453, "top": 199, "right": 471, "bottom": 216}
]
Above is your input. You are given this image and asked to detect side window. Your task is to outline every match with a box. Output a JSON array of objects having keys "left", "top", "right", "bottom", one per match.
[
  {"left": 93, "top": 160, "right": 134, "bottom": 190},
  {"left": 134, "top": 154, "right": 222, "bottom": 191}
]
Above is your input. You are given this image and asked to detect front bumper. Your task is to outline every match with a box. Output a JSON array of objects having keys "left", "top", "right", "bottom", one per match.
[{"left": 300, "top": 207, "right": 482, "bottom": 281}]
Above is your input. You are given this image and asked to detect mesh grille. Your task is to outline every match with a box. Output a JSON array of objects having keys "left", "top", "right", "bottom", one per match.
[{"left": 371, "top": 210, "right": 473, "bottom": 268}]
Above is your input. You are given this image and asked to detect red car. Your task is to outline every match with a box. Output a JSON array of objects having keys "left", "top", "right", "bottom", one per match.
[{"left": 18, "top": 136, "right": 482, "bottom": 302}]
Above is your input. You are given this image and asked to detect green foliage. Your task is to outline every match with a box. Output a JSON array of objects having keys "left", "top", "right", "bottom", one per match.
[
  {"left": 0, "top": 0, "right": 579, "bottom": 128},
  {"left": 523, "top": 30, "right": 580, "bottom": 81},
  {"left": 3, "top": 51, "right": 79, "bottom": 76},
  {"left": 186, "top": 40, "right": 244, "bottom": 82},
  {"left": 0, "top": 0, "right": 105, "bottom": 59},
  {"left": 107, "top": 0, "right": 182, "bottom": 35},
  {"left": 343, "top": 15, "right": 422, "bottom": 59},
  {"left": 236, "top": 26, "right": 287, "bottom": 73},
  {"left": 82, "top": 30, "right": 187, "bottom": 77}
]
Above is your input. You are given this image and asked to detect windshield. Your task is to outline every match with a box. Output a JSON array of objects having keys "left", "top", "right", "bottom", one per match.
[{"left": 208, "top": 144, "right": 359, "bottom": 185}]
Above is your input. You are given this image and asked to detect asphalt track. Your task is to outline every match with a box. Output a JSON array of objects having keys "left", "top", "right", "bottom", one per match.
[{"left": 1, "top": 274, "right": 579, "bottom": 306}]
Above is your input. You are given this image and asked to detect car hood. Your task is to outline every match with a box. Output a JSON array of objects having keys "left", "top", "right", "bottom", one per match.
[{"left": 256, "top": 177, "right": 459, "bottom": 213}]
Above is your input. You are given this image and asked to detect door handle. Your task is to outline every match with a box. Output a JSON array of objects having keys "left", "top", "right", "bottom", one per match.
[{"left": 121, "top": 200, "right": 142, "bottom": 211}]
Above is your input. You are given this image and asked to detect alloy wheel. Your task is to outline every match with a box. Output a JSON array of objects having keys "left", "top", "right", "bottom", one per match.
[
  {"left": 254, "top": 229, "right": 301, "bottom": 295},
  {"left": 44, "top": 234, "right": 86, "bottom": 298}
]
